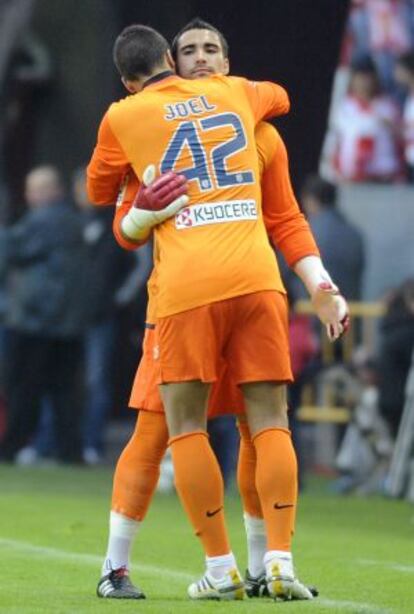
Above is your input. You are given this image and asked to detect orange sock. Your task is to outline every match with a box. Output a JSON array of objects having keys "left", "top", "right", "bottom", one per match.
[
  {"left": 111, "top": 410, "right": 169, "bottom": 520},
  {"left": 169, "top": 431, "right": 231, "bottom": 557},
  {"left": 237, "top": 420, "right": 263, "bottom": 518},
  {"left": 253, "top": 427, "right": 298, "bottom": 551}
]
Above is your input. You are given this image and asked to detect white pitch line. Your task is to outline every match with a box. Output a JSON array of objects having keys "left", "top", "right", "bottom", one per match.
[
  {"left": 314, "top": 598, "right": 392, "bottom": 614},
  {"left": 358, "top": 558, "right": 414, "bottom": 574},
  {"left": 1, "top": 538, "right": 394, "bottom": 612},
  {"left": 0, "top": 537, "right": 194, "bottom": 581}
]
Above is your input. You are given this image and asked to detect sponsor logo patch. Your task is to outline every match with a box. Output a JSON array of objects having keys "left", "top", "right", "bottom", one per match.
[{"left": 175, "top": 200, "right": 257, "bottom": 229}]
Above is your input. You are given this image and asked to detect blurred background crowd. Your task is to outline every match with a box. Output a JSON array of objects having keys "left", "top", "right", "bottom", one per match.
[{"left": 0, "top": 0, "right": 413, "bottom": 502}]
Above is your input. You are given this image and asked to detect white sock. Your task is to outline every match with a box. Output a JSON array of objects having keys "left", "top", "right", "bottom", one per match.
[
  {"left": 243, "top": 512, "right": 266, "bottom": 577},
  {"left": 264, "top": 550, "right": 292, "bottom": 564},
  {"left": 206, "top": 552, "right": 237, "bottom": 579},
  {"left": 264, "top": 549, "right": 293, "bottom": 576},
  {"left": 102, "top": 511, "right": 141, "bottom": 575}
]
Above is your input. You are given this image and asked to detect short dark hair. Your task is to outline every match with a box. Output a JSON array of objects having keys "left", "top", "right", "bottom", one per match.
[
  {"left": 113, "top": 24, "right": 169, "bottom": 80},
  {"left": 171, "top": 17, "right": 229, "bottom": 61},
  {"left": 301, "top": 174, "right": 337, "bottom": 208},
  {"left": 396, "top": 51, "right": 414, "bottom": 74}
]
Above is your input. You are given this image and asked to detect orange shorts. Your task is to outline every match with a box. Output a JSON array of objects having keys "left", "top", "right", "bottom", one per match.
[
  {"left": 129, "top": 324, "right": 164, "bottom": 413},
  {"left": 157, "top": 291, "right": 293, "bottom": 385},
  {"left": 129, "top": 327, "right": 245, "bottom": 416},
  {"left": 208, "top": 364, "right": 245, "bottom": 417}
]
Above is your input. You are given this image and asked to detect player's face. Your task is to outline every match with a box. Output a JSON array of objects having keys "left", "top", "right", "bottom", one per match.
[{"left": 176, "top": 29, "right": 229, "bottom": 79}]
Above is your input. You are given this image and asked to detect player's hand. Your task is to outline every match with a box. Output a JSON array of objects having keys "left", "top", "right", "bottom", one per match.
[
  {"left": 311, "top": 281, "right": 350, "bottom": 342},
  {"left": 121, "top": 165, "right": 189, "bottom": 240},
  {"left": 133, "top": 164, "right": 188, "bottom": 217}
]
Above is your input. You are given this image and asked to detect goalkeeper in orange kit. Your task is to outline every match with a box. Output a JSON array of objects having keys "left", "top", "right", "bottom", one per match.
[{"left": 88, "top": 19, "right": 348, "bottom": 602}]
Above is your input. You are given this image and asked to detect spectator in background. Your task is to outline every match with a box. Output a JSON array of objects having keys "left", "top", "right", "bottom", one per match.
[
  {"left": 378, "top": 278, "right": 414, "bottom": 438},
  {"left": 286, "top": 175, "right": 365, "bottom": 303},
  {"left": 0, "top": 0, "right": 36, "bottom": 219},
  {"left": 346, "top": 0, "right": 414, "bottom": 95},
  {"left": 15, "top": 169, "right": 152, "bottom": 466},
  {"left": 334, "top": 349, "right": 393, "bottom": 495},
  {"left": 0, "top": 166, "right": 85, "bottom": 463},
  {"left": 394, "top": 51, "right": 414, "bottom": 180},
  {"left": 72, "top": 168, "right": 143, "bottom": 464},
  {"left": 329, "top": 58, "right": 403, "bottom": 183}
]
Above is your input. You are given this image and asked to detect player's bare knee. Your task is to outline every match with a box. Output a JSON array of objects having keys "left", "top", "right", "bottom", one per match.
[
  {"left": 160, "top": 381, "right": 209, "bottom": 436},
  {"left": 246, "top": 410, "right": 289, "bottom": 438},
  {"left": 241, "top": 381, "right": 288, "bottom": 435}
]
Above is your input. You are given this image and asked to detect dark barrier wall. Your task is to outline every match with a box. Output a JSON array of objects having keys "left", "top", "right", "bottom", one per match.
[
  {"left": 30, "top": 0, "right": 119, "bottom": 180},
  {"left": 9, "top": 0, "right": 349, "bottom": 205}
]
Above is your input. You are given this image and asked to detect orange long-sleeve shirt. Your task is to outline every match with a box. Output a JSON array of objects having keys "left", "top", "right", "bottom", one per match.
[
  {"left": 88, "top": 74, "right": 291, "bottom": 317},
  {"left": 112, "top": 122, "right": 319, "bottom": 322},
  {"left": 256, "top": 122, "right": 319, "bottom": 266}
]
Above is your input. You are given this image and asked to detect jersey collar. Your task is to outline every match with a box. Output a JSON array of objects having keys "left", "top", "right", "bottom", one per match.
[{"left": 142, "top": 70, "right": 175, "bottom": 90}]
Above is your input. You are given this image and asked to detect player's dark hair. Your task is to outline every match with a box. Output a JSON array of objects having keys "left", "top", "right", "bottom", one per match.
[
  {"left": 113, "top": 24, "right": 169, "bottom": 80},
  {"left": 396, "top": 51, "right": 414, "bottom": 74},
  {"left": 171, "top": 17, "right": 229, "bottom": 60},
  {"left": 301, "top": 174, "right": 337, "bottom": 209}
]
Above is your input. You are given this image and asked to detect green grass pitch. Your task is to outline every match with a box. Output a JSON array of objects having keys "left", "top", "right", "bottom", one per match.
[{"left": 0, "top": 465, "right": 413, "bottom": 613}]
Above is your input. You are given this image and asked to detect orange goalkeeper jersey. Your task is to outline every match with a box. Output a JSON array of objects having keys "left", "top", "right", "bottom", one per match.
[
  {"left": 88, "top": 73, "right": 290, "bottom": 317},
  {"left": 112, "top": 122, "right": 319, "bottom": 323}
]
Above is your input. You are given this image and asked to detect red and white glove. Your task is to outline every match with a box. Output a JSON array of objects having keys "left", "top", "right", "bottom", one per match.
[
  {"left": 294, "top": 256, "right": 350, "bottom": 342},
  {"left": 121, "top": 165, "right": 188, "bottom": 240}
]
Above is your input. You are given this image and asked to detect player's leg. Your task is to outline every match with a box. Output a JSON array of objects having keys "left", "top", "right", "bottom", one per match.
[
  {"left": 161, "top": 381, "right": 243, "bottom": 600},
  {"left": 208, "top": 364, "right": 267, "bottom": 596},
  {"left": 98, "top": 325, "right": 164, "bottom": 597},
  {"left": 158, "top": 304, "right": 244, "bottom": 600},
  {"left": 242, "top": 385, "right": 295, "bottom": 556},
  {"left": 229, "top": 291, "right": 313, "bottom": 601},
  {"left": 236, "top": 418, "right": 268, "bottom": 596},
  {"left": 108, "top": 410, "right": 169, "bottom": 562},
  {"left": 242, "top": 381, "right": 314, "bottom": 600},
  {"left": 162, "top": 380, "right": 229, "bottom": 559},
  {"left": 97, "top": 410, "right": 168, "bottom": 599}
]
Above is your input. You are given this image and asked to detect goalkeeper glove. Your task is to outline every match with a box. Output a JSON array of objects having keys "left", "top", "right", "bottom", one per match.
[{"left": 121, "top": 165, "right": 189, "bottom": 241}]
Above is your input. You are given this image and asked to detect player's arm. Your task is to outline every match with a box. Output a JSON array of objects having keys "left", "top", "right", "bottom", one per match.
[
  {"left": 87, "top": 111, "right": 130, "bottom": 206},
  {"left": 261, "top": 128, "right": 319, "bottom": 265},
  {"left": 260, "top": 126, "right": 349, "bottom": 341},
  {"left": 241, "top": 78, "right": 290, "bottom": 122},
  {"left": 113, "top": 172, "right": 151, "bottom": 251},
  {"left": 114, "top": 165, "right": 189, "bottom": 245}
]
